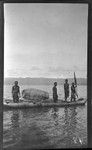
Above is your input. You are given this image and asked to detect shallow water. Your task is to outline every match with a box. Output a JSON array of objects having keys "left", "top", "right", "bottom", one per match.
[{"left": 3, "top": 85, "right": 87, "bottom": 149}]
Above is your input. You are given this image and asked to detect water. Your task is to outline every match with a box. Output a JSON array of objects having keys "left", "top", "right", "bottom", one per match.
[{"left": 3, "top": 85, "right": 87, "bottom": 149}]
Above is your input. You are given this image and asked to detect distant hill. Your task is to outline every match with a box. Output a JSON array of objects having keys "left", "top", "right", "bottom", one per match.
[{"left": 4, "top": 77, "right": 87, "bottom": 85}]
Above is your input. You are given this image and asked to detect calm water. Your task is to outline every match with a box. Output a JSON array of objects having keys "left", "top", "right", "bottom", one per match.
[{"left": 3, "top": 85, "right": 87, "bottom": 149}]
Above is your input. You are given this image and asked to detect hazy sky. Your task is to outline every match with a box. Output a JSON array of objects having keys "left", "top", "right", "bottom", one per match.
[{"left": 4, "top": 3, "right": 88, "bottom": 78}]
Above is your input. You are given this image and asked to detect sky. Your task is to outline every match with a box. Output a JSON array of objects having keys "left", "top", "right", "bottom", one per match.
[{"left": 4, "top": 3, "right": 88, "bottom": 78}]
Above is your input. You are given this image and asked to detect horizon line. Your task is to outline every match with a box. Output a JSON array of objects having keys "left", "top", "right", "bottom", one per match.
[{"left": 4, "top": 76, "right": 87, "bottom": 79}]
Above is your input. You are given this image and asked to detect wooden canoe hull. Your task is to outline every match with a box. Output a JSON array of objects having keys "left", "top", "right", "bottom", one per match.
[{"left": 3, "top": 98, "right": 87, "bottom": 109}]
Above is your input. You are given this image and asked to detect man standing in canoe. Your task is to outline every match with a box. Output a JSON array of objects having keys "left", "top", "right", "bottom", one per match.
[
  {"left": 71, "top": 82, "right": 76, "bottom": 102},
  {"left": 64, "top": 79, "right": 69, "bottom": 102},
  {"left": 52, "top": 82, "right": 58, "bottom": 103},
  {"left": 12, "top": 81, "right": 20, "bottom": 103}
]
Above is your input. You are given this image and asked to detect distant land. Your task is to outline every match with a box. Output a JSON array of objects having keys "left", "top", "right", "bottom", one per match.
[{"left": 4, "top": 77, "right": 87, "bottom": 85}]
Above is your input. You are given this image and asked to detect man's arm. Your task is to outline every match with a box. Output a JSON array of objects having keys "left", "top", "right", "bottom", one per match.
[
  {"left": 52, "top": 87, "right": 54, "bottom": 93},
  {"left": 18, "top": 86, "right": 20, "bottom": 96},
  {"left": 64, "top": 84, "right": 65, "bottom": 91},
  {"left": 12, "top": 86, "right": 14, "bottom": 97}
]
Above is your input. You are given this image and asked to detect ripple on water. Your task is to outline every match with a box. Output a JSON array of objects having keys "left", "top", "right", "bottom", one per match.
[{"left": 3, "top": 104, "right": 87, "bottom": 149}]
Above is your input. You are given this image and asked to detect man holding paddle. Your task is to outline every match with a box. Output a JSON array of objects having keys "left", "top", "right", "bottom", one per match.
[
  {"left": 74, "top": 72, "right": 78, "bottom": 98},
  {"left": 71, "top": 72, "right": 78, "bottom": 102}
]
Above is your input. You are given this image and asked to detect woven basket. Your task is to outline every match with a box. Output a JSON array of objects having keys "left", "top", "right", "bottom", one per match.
[{"left": 22, "top": 88, "right": 49, "bottom": 103}]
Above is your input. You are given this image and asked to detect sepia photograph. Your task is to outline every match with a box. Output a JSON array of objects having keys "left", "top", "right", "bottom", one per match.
[{"left": 3, "top": 3, "right": 88, "bottom": 149}]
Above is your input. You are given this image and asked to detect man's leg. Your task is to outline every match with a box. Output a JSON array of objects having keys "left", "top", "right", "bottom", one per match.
[
  {"left": 13, "top": 94, "right": 19, "bottom": 103},
  {"left": 74, "top": 94, "right": 76, "bottom": 101},
  {"left": 56, "top": 95, "right": 58, "bottom": 102},
  {"left": 13, "top": 95, "right": 16, "bottom": 103},
  {"left": 65, "top": 93, "right": 67, "bottom": 102},
  {"left": 71, "top": 94, "right": 73, "bottom": 102},
  {"left": 17, "top": 94, "right": 19, "bottom": 102},
  {"left": 53, "top": 97, "right": 55, "bottom": 103}
]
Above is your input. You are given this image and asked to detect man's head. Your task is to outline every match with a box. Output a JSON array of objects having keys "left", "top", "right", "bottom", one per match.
[
  {"left": 54, "top": 82, "right": 57, "bottom": 86},
  {"left": 65, "top": 79, "right": 68, "bottom": 83},
  {"left": 14, "top": 81, "right": 18, "bottom": 86}
]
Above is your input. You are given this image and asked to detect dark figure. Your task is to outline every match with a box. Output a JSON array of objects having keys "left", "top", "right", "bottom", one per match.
[
  {"left": 71, "top": 82, "right": 76, "bottom": 102},
  {"left": 64, "top": 79, "right": 69, "bottom": 102},
  {"left": 12, "top": 81, "right": 20, "bottom": 103},
  {"left": 75, "top": 85, "right": 78, "bottom": 98},
  {"left": 52, "top": 82, "right": 58, "bottom": 103}
]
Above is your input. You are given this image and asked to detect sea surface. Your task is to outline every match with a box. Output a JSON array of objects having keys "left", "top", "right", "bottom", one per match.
[{"left": 3, "top": 85, "right": 87, "bottom": 149}]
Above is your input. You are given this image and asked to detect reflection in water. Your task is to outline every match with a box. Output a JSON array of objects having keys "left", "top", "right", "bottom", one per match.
[
  {"left": 63, "top": 107, "right": 78, "bottom": 147},
  {"left": 10, "top": 109, "right": 54, "bottom": 149},
  {"left": 22, "top": 107, "right": 50, "bottom": 118},
  {"left": 52, "top": 107, "right": 59, "bottom": 126},
  {"left": 10, "top": 110, "right": 21, "bottom": 146},
  {"left": 3, "top": 105, "right": 87, "bottom": 149},
  {"left": 18, "top": 123, "right": 54, "bottom": 149},
  {"left": 11, "top": 110, "right": 20, "bottom": 128}
]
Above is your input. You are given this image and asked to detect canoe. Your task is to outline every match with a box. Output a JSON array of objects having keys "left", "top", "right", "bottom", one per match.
[{"left": 3, "top": 98, "right": 87, "bottom": 109}]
